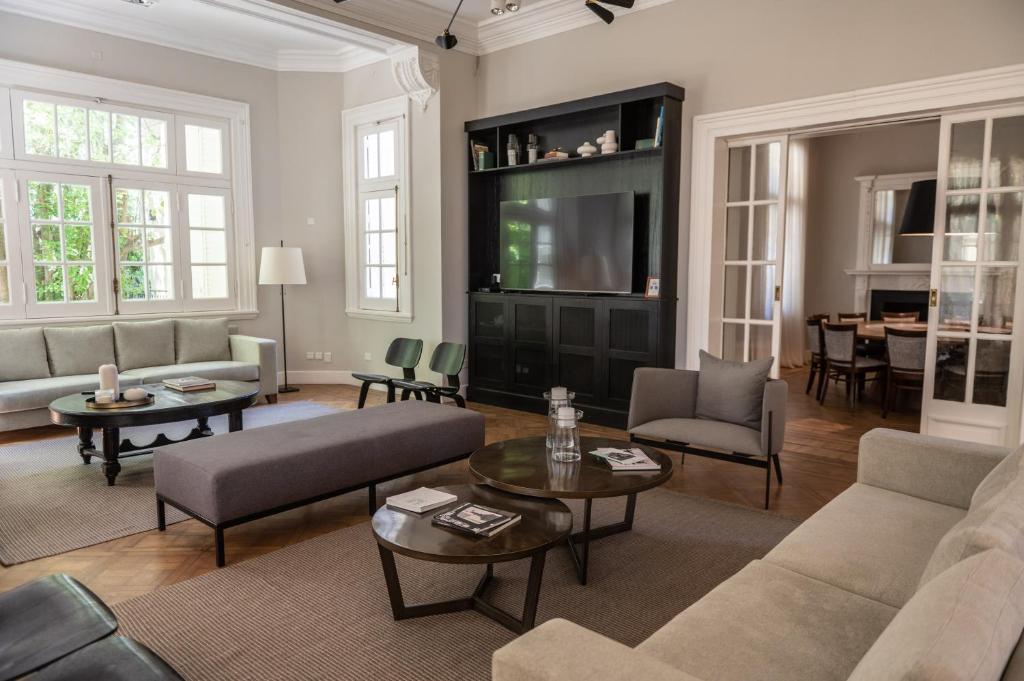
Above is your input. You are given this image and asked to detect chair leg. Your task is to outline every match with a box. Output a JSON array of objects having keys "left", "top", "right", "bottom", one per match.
[
  {"left": 882, "top": 373, "right": 892, "bottom": 418},
  {"left": 845, "top": 371, "right": 853, "bottom": 405},
  {"left": 452, "top": 393, "right": 466, "bottom": 408},
  {"left": 357, "top": 381, "right": 371, "bottom": 409},
  {"left": 805, "top": 360, "right": 817, "bottom": 395},
  {"left": 773, "top": 453, "right": 783, "bottom": 484},
  {"left": 819, "top": 362, "right": 830, "bottom": 405},
  {"left": 157, "top": 499, "right": 166, "bottom": 531},
  {"left": 425, "top": 391, "right": 441, "bottom": 404},
  {"left": 386, "top": 382, "right": 396, "bottom": 403},
  {"left": 400, "top": 389, "right": 411, "bottom": 401},
  {"left": 764, "top": 457, "right": 772, "bottom": 509}
]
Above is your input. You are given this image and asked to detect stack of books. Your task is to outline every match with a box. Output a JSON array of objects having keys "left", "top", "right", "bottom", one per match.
[
  {"left": 385, "top": 487, "right": 458, "bottom": 514},
  {"left": 591, "top": 447, "right": 661, "bottom": 471},
  {"left": 163, "top": 376, "right": 216, "bottom": 392},
  {"left": 433, "top": 502, "right": 521, "bottom": 538}
]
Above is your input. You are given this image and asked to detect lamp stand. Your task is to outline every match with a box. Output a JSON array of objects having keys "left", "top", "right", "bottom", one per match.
[{"left": 278, "top": 280, "right": 299, "bottom": 394}]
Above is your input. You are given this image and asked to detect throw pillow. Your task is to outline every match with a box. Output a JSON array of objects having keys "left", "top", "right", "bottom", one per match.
[
  {"left": 113, "top": 320, "right": 175, "bottom": 370},
  {"left": 849, "top": 549, "right": 1024, "bottom": 681},
  {"left": 695, "top": 350, "right": 773, "bottom": 430},
  {"left": 175, "top": 318, "right": 231, "bottom": 364},
  {"left": 0, "top": 328, "right": 51, "bottom": 381},
  {"left": 42, "top": 325, "right": 116, "bottom": 377}
]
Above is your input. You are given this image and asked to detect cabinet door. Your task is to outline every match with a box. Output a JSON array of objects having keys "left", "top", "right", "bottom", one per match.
[
  {"left": 603, "top": 299, "right": 659, "bottom": 410},
  {"left": 509, "top": 296, "right": 552, "bottom": 394},
  {"left": 552, "top": 298, "right": 601, "bottom": 403},
  {"left": 470, "top": 295, "right": 510, "bottom": 390}
]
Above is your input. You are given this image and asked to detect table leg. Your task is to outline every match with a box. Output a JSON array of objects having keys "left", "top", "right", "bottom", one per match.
[
  {"left": 77, "top": 427, "right": 95, "bottom": 464},
  {"left": 196, "top": 416, "right": 214, "bottom": 437},
  {"left": 101, "top": 427, "right": 121, "bottom": 486},
  {"left": 228, "top": 409, "right": 243, "bottom": 433},
  {"left": 567, "top": 493, "right": 638, "bottom": 585}
]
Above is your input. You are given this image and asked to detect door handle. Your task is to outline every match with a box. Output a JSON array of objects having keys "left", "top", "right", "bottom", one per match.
[
  {"left": 929, "top": 288, "right": 938, "bottom": 307},
  {"left": 774, "top": 285, "right": 782, "bottom": 302}
]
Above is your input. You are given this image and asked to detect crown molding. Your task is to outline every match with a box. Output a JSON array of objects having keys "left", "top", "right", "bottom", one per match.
[
  {"left": 0, "top": 0, "right": 398, "bottom": 72},
  {"left": 329, "top": 0, "right": 482, "bottom": 55}
]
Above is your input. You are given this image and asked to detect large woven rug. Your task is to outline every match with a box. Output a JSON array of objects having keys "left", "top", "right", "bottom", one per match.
[
  {"left": 0, "top": 401, "right": 339, "bottom": 565},
  {"left": 113, "top": 489, "right": 798, "bottom": 681}
]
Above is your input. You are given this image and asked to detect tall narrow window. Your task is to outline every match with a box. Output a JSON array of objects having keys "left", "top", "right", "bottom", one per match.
[
  {"left": 186, "top": 190, "right": 232, "bottom": 304},
  {"left": 0, "top": 181, "right": 9, "bottom": 305},
  {"left": 115, "top": 186, "right": 176, "bottom": 304}
]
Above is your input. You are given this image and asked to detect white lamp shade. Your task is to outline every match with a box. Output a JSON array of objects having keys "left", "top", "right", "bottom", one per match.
[{"left": 259, "top": 246, "right": 307, "bottom": 286}]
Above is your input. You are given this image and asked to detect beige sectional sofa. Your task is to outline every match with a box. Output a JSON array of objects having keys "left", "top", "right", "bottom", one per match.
[
  {"left": 0, "top": 318, "right": 277, "bottom": 432},
  {"left": 493, "top": 428, "right": 1024, "bottom": 681}
]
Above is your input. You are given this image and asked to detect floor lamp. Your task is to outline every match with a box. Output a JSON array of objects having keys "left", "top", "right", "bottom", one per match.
[{"left": 259, "top": 241, "right": 306, "bottom": 394}]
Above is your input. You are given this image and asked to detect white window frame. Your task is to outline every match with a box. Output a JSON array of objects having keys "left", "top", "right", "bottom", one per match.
[
  {"left": 180, "top": 186, "right": 236, "bottom": 311},
  {"left": 175, "top": 115, "right": 231, "bottom": 181},
  {"left": 0, "top": 170, "right": 25, "bottom": 319},
  {"left": 342, "top": 95, "right": 412, "bottom": 322},
  {"left": 0, "top": 58, "right": 257, "bottom": 325}
]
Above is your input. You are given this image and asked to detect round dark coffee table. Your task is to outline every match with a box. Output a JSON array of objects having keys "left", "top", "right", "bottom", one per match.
[
  {"left": 371, "top": 483, "right": 571, "bottom": 633},
  {"left": 49, "top": 380, "right": 260, "bottom": 486},
  {"left": 469, "top": 436, "right": 673, "bottom": 584}
]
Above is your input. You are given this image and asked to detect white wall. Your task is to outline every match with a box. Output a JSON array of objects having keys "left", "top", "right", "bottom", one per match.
[{"left": 803, "top": 120, "right": 940, "bottom": 317}]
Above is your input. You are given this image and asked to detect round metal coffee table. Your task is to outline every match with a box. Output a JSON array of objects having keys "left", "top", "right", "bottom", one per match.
[
  {"left": 49, "top": 380, "right": 260, "bottom": 486},
  {"left": 371, "top": 483, "right": 571, "bottom": 633},
  {"left": 469, "top": 436, "right": 673, "bottom": 585}
]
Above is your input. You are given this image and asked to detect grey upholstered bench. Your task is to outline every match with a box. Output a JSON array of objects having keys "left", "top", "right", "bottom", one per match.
[{"left": 153, "top": 400, "right": 485, "bottom": 566}]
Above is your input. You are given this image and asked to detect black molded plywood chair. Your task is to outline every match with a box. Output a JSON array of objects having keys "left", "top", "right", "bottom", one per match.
[
  {"left": 352, "top": 338, "right": 423, "bottom": 408},
  {"left": 393, "top": 342, "right": 467, "bottom": 408}
]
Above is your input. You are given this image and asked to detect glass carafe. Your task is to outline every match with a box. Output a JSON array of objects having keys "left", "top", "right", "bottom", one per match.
[
  {"left": 550, "top": 407, "right": 582, "bottom": 462},
  {"left": 544, "top": 387, "right": 575, "bottom": 448}
]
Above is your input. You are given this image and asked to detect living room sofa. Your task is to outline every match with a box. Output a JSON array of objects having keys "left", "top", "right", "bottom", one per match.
[
  {"left": 0, "top": 318, "right": 277, "bottom": 432},
  {"left": 493, "top": 428, "right": 1024, "bottom": 681}
]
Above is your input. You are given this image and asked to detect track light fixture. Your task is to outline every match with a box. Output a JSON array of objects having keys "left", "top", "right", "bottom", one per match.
[
  {"left": 490, "top": 0, "right": 505, "bottom": 15},
  {"left": 435, "top": 0, "right": 464, "bottom": 50},
  {"left": 585, "top": 0, "right": 634, "bottom": 24},
  {"left": 505, "top": 1, "right": 521, "bottom": 11}
]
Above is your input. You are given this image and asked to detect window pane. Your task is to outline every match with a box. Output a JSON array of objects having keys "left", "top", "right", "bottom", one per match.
[
  {"left": 34, "top": 265, "right": 64, "bottom": 302},
  {"left": 989, "top": 116, "right": 1024, "bottom": 188},
  {"left": 379, "top": 130, "right": 395, "bottom": 177},
  {"left": 749, "top": 264, "right": 775, "bottom": 321},
  {"left": 365, "top": 266, "right": 380, "bottom": 299},
  {"left": 190, "top": 230, "right": 226, "bottom": 264},
  {"left": 948, "top": 120, "right": 985, "bottom": 190},
  {"left": 192, "top": 265, "right": 228, "bottom": 298},
  {"left": 29, "top": 181, "right": 58, "bottom": 221},
  {"left": 725, "top": 206, "right": 748, "bottom": 261},
  {"left": 144, "top": 190, "right": 169, "bottom": 226},
  {"left": 974, "top": 340, "right": 1011, "bottom": 407},
  {"left": 944, "top": 194, "right": 980, "bottom": 261},
  {"left": 24, "top": 100, "right": 56, "bottom": 157},
  {"left": 68, "top": 265, "right": 95, "bottom": 301},
  {"left": 33, "top": 224, "right": 62, "bottom": 261},
  {"left": 0, "top": 225, "right": 6, "bottom": 261},
  {"left": 727, "top": 146, "right": 751, "bottom": 201},
  {"left": 119, "top": 227, "right": 144, "bottom": 262},
  {"left": 723, "top": 265, "right": 746, "bottom": 319},
  {"left": 381, "top": 266, "right": 397, "bottom": 299},
  {"left": 752, "top": 204, "right": 778, "bottom": 261},
  {"left": 89, "top": 110, "right": 111, "bottom": 162},
  {"left": 0, "top": 266, "right": 9, "bottom": 305},
  {"left": 933, "top": 337, "right": 969, "bottom": 402},
  {"left": 380, "top": 231, "right": 396, "bottom": 266},
  {"left": 64, "top": 225, "right": 93, "bottom": 261},
  {"left": 121, "top": 265, "right": 146, "bottom": 300},
  {"left": 112, "top": 113, "right": 140, "bottom": 165},
  {"left": 365, "top": 232, "right": 380, "bottom": 266},
  {"left": 380, "top": 196, "right": 396, "bottom": 231},
  {"left": 364, "top": 198, "right": 380, "bottom": 232},
  {"left": 188, "top": 194, "right": 225, "bottom": 229},
  {"left": 147, "top": 265, "right": 174, "bottom": 300},
  {"left": 56, "top": 105, "right": 88, "bottom": 160},
  {"left": 185, "top": 124, "right": 223, "bottom": 174},
  {"left": 145, "top": 227, "right": 173, "bottom": 263},
  {"left": 754, "top": 142, "right": 781, "bottom": 200},
  {"left": 62, "top": 184, "right": 91, "bottom": 222},
  {"left": 749, "top": 324, "right": 773, "bottom": 361},
  {"left": 140, "top": 118, "right": 167, "bottom": 168},
  {"left": 722, "top": 322, "right": 745, "bottom": 361},
  {"left": 938, "top": 266, "right": 974, "bottom": 332},
  {"left": 977, "top": 267, "right": 1016, "bottom": 333},
  {"left": 116, "top": 188, "right": 143, "bottom": 224},
  {"left": 363, "top": 132, "right": 379, "bottom": 180},
  {"left": 985, "top": 192, "right": 1022, "bottom": 262}
]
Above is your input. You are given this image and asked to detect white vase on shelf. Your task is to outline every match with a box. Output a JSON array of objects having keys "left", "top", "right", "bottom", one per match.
[
  {"left": 576, "top": 141, "right": 597, "bottom": 157},
  {"left": 597, "top": 130, "right": 618, "bottom": 154}
]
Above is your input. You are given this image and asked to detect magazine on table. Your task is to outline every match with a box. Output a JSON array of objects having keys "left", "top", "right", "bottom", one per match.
[
  {"left": 590, "top": 447, "right": 661, "bottom": 471},
  {"left": 433, "top": 502, "right": 521, "bottom": 537},
  {"left": 386, "top": 487, "right": 458, "bottom": 514},
  {"left": 162, "top": 376, "right": 216, "bottom": 392}
]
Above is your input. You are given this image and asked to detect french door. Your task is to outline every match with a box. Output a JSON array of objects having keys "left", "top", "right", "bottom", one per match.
[
  {"left": 922, "top": 106, "right": 1024, "bottom": 446},
  {"left": 716, "top": 136, "right": 788, "bottom": 376}
]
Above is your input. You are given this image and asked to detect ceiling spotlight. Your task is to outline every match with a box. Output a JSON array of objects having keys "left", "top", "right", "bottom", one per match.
[
  {"left": 490, "top": 0, "right": 505, "bottom": 15},
  {"left": 435, "top": 0, "right": 464, "bottom": 50},
  {"left": 506, "top": 0, "right": 521, "bottom": 11},
  {"left": 585, "top": 0, "right": 634, "bottom": 24},
  {"left": 120, "top": 0, "right": 159, "bottom": 6}
]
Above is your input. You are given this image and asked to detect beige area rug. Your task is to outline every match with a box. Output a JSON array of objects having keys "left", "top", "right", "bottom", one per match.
[
  {"left": 113, "top": 489, "right": 799, "bottom": 681},
  {"left": 0, "top": 401, "right": 339, "bottom": 565}
]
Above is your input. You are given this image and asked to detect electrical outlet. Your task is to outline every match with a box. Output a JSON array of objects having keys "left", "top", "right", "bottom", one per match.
[
  {"left": 314, "top": 351, "right": 323, "bottom": 360},
  {"left": 305, "top": 351, "right": 314, "bottom": 360},
  {"left": 306, "top": 217, "right": 315, "bottom": 226},
  {"left": 323, "top": 352, "right": 332, "bottom": 363},
  {"left": 364, "top": 352, "right": 372, "bottom": 361}
]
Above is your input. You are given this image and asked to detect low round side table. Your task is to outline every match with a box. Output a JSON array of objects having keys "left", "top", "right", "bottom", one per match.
[
  {"left": 469, "top": 436, "right": 673, "bottom": 585},
  {"left": 371, "top": 483, "right": 571, "bottom": 633}
]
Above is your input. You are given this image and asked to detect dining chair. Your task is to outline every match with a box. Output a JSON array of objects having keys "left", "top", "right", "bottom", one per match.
[
  {"left": 805, "top": 314, "right": 829, "bottom": 398},
  {"left": 394, "top": 342, "right": 467, "bottom": 408},
  {"left": 882, "top": 327, "right": 926, "bottom": 418},
  {"left": 837, "top": 312, "right": 873, "bottom": 356},
  {"left": 881, "top": 311, "right": 920, "bottom": 322},
  {"left": 820, "top": 322, "right": 887, "bottom": 406},
  {"left": 837, "top": 312, "right": 866, "bottom": 322},
  {"left": 352, "top": 337, "right": 424, "bottom": 408}
]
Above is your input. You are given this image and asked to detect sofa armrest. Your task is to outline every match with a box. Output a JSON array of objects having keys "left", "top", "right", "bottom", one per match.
[
  {"left": 628, "top": 368, "right": 699, "bottom": 431},
  {"left": 229, "top": 335, "right": 278, "bottom": 398},
  {"left": 760, "top": 379, "right": 787, "bottom": 456},
  {"left": 492, "top": 619, "right": 703, "bottom": 681},
  {"left": 857, "top": 428, "right": 1010, "bottom": 509}
]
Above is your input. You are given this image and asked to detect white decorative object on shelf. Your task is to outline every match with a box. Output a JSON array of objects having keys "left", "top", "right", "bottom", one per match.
[
  {"left": 597, "top": 130, "right": 618, "bottom": 154},
  {"left": 98, "top": 364, "right": 119, "bottom": 397},
  {"left": 576, "top": 141, "right": 597, "bottom": 157}
]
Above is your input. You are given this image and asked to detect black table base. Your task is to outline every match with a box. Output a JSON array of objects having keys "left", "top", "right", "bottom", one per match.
[
  {"left": 566, "top": 492, "right": 637, "bottom": 585},
  {"left": 376, "top": 545, "right": 547, "bottom": 634}
]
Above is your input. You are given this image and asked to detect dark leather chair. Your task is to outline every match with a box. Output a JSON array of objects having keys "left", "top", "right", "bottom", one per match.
[
  {"left": 352, "top": 337, "right": 423, "bottom": 408},
  {"left": 393, "top": 342, "right": 467, "bottom": 408},
  {"left": 33, "top": 637, "right": 184, "bottom": 681}
]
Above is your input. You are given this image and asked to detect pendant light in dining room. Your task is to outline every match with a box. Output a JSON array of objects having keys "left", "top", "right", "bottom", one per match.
[{"left": 585, "top": 0, "right": 635, "bottom": 24}]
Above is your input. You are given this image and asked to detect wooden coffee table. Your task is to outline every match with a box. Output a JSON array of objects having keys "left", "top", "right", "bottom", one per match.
[
  {"left": 469, "top": 436, "right": 673, "bottom": 585},
  {"left": 371, "top": 483, "right": 571, "bottom": 633},
  {"left": 49, "top": 381, "right": 260, "bottom": 486}
]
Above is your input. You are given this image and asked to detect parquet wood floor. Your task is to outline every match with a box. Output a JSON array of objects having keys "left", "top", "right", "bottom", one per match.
[{"left": 0, "top": 367, "right": 918, "bottom": 603}]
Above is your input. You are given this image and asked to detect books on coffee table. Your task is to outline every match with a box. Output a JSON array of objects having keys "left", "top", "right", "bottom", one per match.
[
  {"left": 590, "top": 447, "right": 662, "bottom": 471},
  {"left": 163, "top": 377, "right": 216, "bottom": 392},
  {"left": 386, "top": 487, "right": 458, "bottom": 514},
  {"left": 433, "top": 502, "right": 521, "bottom": 538}
]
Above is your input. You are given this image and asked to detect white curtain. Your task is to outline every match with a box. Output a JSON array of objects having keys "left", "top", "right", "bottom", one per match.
[{"left": 779, "top": 138, "right": 809, "bottom": 368}]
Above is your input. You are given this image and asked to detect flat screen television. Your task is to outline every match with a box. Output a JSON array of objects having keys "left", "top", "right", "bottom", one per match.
[{"left": 499, "top": 191, "right": 635, "bottom": 293}]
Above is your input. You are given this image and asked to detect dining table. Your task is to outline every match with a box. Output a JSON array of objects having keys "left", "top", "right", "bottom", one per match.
[{"left": 856, "top": 321, "right": 1011, "bottom": 341}]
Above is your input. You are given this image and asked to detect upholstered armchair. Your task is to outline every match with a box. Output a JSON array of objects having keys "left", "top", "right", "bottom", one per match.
[{"left": 627, "top": 364, "right": 787, "bottom": 508}]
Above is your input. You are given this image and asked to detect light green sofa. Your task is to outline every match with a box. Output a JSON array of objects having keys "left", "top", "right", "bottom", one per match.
[
  {"left": 0, "top": 318, "right": 277, "bottom": 432},
  {"left": 494, "top": 428, "right": 1024, "bottom": 681}
]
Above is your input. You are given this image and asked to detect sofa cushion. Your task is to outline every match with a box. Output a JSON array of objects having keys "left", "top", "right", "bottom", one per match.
[
  {"left": 637, "top": 560, "right": 897, "bottom": 681},
  {"left": 113, "top": 320, "right": 175, "bottom": 370},
  {"left": 918, "top": 471, "right": 1024, "bottom": 588},
  {"left": 630, "top": 417, "right": 762, "bottom": 457},
  {"left": 174, "top": 318, "right": 230, "bottom": 364},
  {"left": 973, "top": 444, "right": 1024, "bottom": 509},
  {"left": 0, "top": 374, "right": 143, "bottom": 414},
  {"left": 764, "top": 483, "right": 966, "bottom": 607},
  {"left": 0, "top": 328, "right": 50, "bottom": 381},
  {"left": 849, "top": 549, "right": 1024, "bottom": 681},
  {"left": 121, "top": 361, "right": 258, "bottom": 384},
  {"left": 42, "top": 325, "right": 116, "bottom": 377},
  {"left": 695, "top": 350, "right": 772, "bottom": 430}
]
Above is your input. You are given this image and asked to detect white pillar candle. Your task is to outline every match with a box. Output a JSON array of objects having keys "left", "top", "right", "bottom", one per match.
[
  {"left": 550, "top": 386, "right": 568, "bottom": 401},
  {"left": 94, "top": 389, "right": 116, "bottom": 404},
  {"left": 98, "top": 364, "right": 119, "bottom": 395}
]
